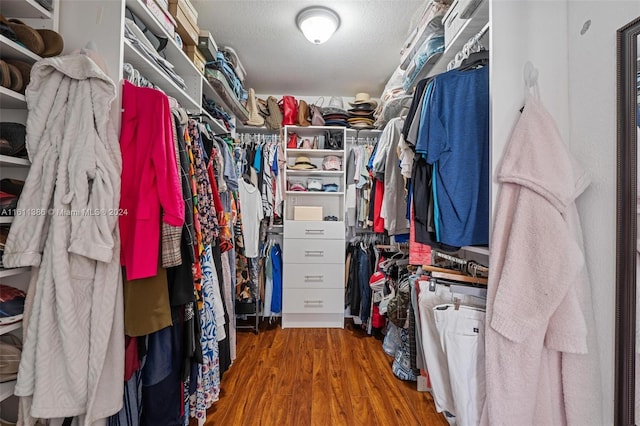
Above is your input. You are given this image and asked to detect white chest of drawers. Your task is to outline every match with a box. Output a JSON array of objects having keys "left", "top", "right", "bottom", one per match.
[{"left": 282, "top": 220, "right": 345, "bottom": 328}]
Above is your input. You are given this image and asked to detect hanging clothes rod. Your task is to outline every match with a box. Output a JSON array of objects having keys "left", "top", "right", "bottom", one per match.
[{"left": 432, "top": 250, "right": 468, "bottom": 265}]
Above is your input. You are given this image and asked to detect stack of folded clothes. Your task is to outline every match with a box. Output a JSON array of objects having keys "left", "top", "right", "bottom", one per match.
[{"left": 347, "top": 93, "right": 377, "bottom": 129}]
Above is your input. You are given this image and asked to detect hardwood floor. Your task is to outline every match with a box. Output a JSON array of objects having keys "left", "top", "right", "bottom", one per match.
[{"left": 203, "top": 320, "right": 449, "bottom": 426}]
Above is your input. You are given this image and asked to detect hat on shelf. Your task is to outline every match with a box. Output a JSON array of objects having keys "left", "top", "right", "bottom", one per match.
[
  {"left": 0, "top": 284, "right": 26, "bottom": 326},
  {"left": 0, "top": 122, "right": 27, "bottom": 158},
  {"left": 322, "top": 183, "right": 339, "bottom": 192},
  {"left": 289, "top": 180, "right": 307, "bottom": 191},
  {"left": 349, "top": 92, "right": 378, "bottom": 108},
  {"left": 0, "top": 334, "right": 22, "bottom": 383},
  {"left": 307, "top": 178, "right": 323, "bottom": 191},
  {"left": 0, "top": 16, "right": 44, "bottom": 55},
  {"left": 322, "top": 155, "right": 342, "bottom": 171},
  {"left": 288, "top": 155, "right": 317, "bottom": 170},
  {"left": 38, "top": 28, "right": 64, "bottom": 57}
]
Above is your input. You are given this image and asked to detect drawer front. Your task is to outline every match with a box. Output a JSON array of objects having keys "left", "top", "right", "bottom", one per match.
[
  {"left": 284, "top": 220, "right": 345, "bottom": 240},
  {"left": 283, "top": 263, "right": 345, "bottom": 289},
  {"left": 283, "top": 288, "right": 344, "bottom": 314},
  {"left": 283, "top": 239, "right": 344, "bottom": 264}
]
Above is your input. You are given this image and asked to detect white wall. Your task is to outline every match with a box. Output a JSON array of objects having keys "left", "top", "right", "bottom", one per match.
[
  {"left": 567, "top": 2, "right": 640, "bottom": 423},
  {"left": 493, "top": 1, "right": 640, "bottom": 423},
  {"left": 491, "top": 0, "right": 570, "bottom": 212}
]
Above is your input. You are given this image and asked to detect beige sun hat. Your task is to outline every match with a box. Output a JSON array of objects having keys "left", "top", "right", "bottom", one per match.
[
  {"left": 287, "top": 155, "right": 317, "bottom": 170},
  {"left": 349, "top": 92, "right": 378, "bottom": 108}
]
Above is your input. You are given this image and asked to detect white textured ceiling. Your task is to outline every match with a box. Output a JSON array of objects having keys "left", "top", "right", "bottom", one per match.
[{"left": 193, "top": 0, "right": 425, "bottom": 97}]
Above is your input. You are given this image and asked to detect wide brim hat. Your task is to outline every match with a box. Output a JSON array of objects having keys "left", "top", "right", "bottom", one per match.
[
  {"left": 288, "top": 155, "right": 317, "bottom": 170},
  {"left": 4, "top": 60, "right": 31, "bottom": 95},
  {"left": 38, "top": 29, "right": 64, "bottom": 57},
  {"left": 322, "top": 107, "right": 348, "bottom": 116},
  {"left": 322, "top": 155, "right": 342, "bottom": 171},
  {"left": 349, "top": 92, "right": 378, "bottom": 108},
  {"left": 0, "top": 16, "right": 44, "bottom": 55}
]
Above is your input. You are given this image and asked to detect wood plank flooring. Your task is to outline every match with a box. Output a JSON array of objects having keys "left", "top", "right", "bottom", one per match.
[{"left": 203, "top": 320, "right": 449, "bottom": 426}]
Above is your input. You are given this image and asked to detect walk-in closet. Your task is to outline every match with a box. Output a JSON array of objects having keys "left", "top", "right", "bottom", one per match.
[{"left": 0, "top": 0, "right": 638, "bottom": 424}]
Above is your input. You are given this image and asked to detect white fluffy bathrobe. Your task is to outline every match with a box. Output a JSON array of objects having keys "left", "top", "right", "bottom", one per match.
[
  {"left": 480, "top": 96, "right": 603, "bottom": 425},
  {"left": 2, "top": 53, "right": 124, "bottom": 425}
]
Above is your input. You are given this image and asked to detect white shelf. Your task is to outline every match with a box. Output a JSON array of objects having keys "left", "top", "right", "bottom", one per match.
[
  {"left": 0, "top": 156, "right": 30, "bottom": 167},
  {"left": 286, "top": 149, "right": 344, "bottom": 158},
  {"left": 236, "top": 124, "right": 279, "bottom": 134},
  {"left": 284, "top": 125, "right": 347, "bottom": 138},
  {"left": 0, "top": 87, "right": 27, "bottom": 109},
  {"left": 286, "top": 170, "right": 343, "bottom": 177},
  {"left": 407, "top": 2, "right": 489, "bottom": 90},
  {"left": 286, "top": 191, "right": 344, "bottom": 196},
  {"left": 0, "top": 217, "right": 14, "bottom": 224},
  {"left": 1, "top": 0, "right": 52, "bottom": 19},
  {"left": 200, "top": 109, "right": 227, "bottom": 135},
  {"left": 0, "top": 35, "right": 42, "bottom": 63},
  {"left": 0, "top": 380, "right": 16, "bottom": 402},
  {"left": 346, "top": 128, "right": 383, "bottom": 138},
  {"left": 0, "top": 267, "right": 30, "bottom": 278},
  {"left": 0, "top": 321, "right": 22, "bottom": 336},
  {"left": 201, "top": 75, "right": 249, "bottom": 122},
  {"left": 123, "top": 39, "right": 199, "bottom": 111}
]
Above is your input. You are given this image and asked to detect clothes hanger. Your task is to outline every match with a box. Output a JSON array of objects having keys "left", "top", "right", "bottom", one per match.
[{"left": 458, "top": 49, "right": 489, "bottom": 71}]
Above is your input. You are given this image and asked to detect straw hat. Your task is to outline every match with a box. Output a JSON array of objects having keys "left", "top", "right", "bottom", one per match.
[
  {"left": 288, "top": 156, "right": 317, "bottom": 170},
  {"left": 38, "top": 29, "right": 64, "bottom": 57},
  {"left": 349, "top": 92, "right": 378, "bottom": 108},
  {"left": 5, "top": 60, "right": 31, "bottom": 95}
]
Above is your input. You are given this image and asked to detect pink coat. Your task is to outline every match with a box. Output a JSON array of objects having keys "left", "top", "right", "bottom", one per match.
[
  {"left": 481, "top": 96, "right": 602, "bottom": 425},
  {"left": 119, "top": 81, "right": 184, "bottom": 280}
]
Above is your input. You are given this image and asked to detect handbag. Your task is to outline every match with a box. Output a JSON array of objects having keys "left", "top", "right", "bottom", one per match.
[
  {"left": 279, "top": 95, "right": 298, "bottom": 126},
  {"left": 310, "top": 97, "right": 325, "bottom": 126},
  {"left": 324, "top": 129, "right": 343, "bottom": 150},
  {"left": 287, "top": 132, "right": 298, "bottom": 149},
  {"left": 298, "top": 100, "right": 311, "bottom": 126}
]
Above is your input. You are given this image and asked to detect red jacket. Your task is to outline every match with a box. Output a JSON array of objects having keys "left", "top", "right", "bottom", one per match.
[{"left": 119, "top": 81, "right": 184, "bottom": 280}]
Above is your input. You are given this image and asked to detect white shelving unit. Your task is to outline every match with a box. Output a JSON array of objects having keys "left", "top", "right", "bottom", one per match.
[
  {"left": 282, "top": 125, "right": 346, "bottom": 329},
  {"left": 0, "top": 0, "right": 37, "bottom": 410},
  {"left": 0, "top": 35, "right": 42, "bottom": 62},
  {"left": 0, "top": 268, "right": 30, "bottom": 278},
  {"left": 0, "top": 321, "right": 23, "bottom": 336},
  {"left": 122, "top": 39, "right": 200, "bottom": 111},
  {"left": 0, "top": 87, "right": 27, "bottom": 109},
  {"left": 0, "top": 380, "right": 16, "bottom": 403},
  {"left": 1, "top": 0, "right": 52, "bottom": 19},
  {"left": 0, "top": 156, "right": 30, "bottom": 167},
  {"left": 407, "top": 1, "right": 489, "bottom": 90}
]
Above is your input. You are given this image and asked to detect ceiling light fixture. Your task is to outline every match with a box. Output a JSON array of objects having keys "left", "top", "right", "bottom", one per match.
[{"left": 296, "top": 6, "right": 340, "bottom": 45}]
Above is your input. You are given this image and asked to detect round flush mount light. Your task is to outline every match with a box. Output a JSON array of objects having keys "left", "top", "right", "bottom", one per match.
[{"left": 296, "top": 6, "right": 341, "bottom": 45}]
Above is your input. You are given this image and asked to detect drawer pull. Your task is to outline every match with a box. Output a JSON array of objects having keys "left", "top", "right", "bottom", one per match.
[
  {"left": 304, "top": 275, "right": 324, "bottom": 282},
  {"left": 304, "top": 250, "right": 324, "bottom": 257},
  {"left": 305, "top": 229, "right": 325, "bottom": 235},
  {"left": 304, "top": 300, "right": 324, "bottom": 304}
]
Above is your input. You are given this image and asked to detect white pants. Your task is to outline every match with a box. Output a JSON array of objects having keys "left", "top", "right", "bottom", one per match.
[
  {"left": 418, "top": 280, "right": 457, "bottom": 415},
  {"left": 434, "top": 304, "right": 486, "bottom": 426}
]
